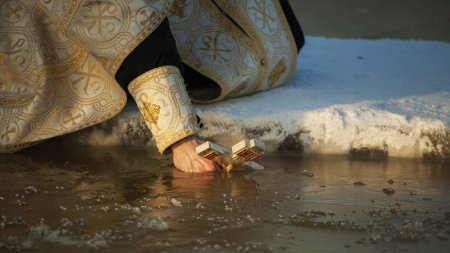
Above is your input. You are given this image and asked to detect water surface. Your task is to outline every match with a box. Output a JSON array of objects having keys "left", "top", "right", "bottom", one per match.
[{"left": 0, "top": 147, "right": 449, "bottom": 252}]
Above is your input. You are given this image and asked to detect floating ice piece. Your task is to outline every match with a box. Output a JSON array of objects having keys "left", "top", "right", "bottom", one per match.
[
  {"left": 136, "top": 216, "right": 168, "bottom": 231},
  {"left": 132, "top": 207, "right": 141, "bottom": 214},
  {"left": 300, "top": 169, "right": 314, "bottom": 177},
  {"left": 85, "top": 233, "right": 108, "bottom": 249},
  {"left": 29, "top": 222, "right": 52, "bottom": 238},
  {"left": 171, "top": 198, "right": 182, "bottom": 207}
]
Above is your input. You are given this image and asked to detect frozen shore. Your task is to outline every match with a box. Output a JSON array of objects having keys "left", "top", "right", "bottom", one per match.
[{"left": 66, "top": 37, "right": 450, "bottom": 160}]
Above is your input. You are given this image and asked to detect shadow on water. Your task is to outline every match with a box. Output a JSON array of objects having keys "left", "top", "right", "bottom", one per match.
[{"left": 0, "top": 146, "right": 449, "bottom": 252}]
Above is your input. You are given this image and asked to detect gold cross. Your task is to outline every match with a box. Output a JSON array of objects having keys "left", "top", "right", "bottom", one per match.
[
  {"left": 4, "top": 2, "right": 25, "bottom": 21},
  {"left": 199, "top": 34, "right": 234, "bottom": 62},
  {"left": 83, "top": 2, "right": 117, "bottom": 36},
  {"left": 143, "top": 102, "right": 161, "bottom": 131},
  {"left": 63, "top": 111, "right": 83, "bottom": 125},
  {"left": 137, "top": 7, "right": 157, "bottom": 27},
  {"left": 249, "top": 0, "right": 276, "bottom": 32},
  {"left": 70, "top": 63, "right": 102, "bottom": 96}
]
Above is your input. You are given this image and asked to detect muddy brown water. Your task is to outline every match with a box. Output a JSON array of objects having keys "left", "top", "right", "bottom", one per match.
[{"left": 0, "top": 146, "right": 449, "bottom": 253}]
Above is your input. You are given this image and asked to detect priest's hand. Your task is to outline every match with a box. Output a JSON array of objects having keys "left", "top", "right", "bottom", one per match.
[{"left": 171, "top": 135, "right": 217, "bottom": 173}]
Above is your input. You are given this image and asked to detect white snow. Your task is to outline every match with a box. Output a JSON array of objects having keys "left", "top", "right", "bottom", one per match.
[
  {"left": 192, "top": 37, "right": 450, "bottom": 158},
  {"left": 71, "top": 37, "right": 450, "bottom": 159}
]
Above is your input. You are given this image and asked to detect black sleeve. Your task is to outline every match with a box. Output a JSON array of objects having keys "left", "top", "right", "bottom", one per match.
[
  {"left": 115, "top": 18, "right": 185, "bottom": 88},
  {"left": 115, "top": 17, "right": 219, "bottom": 101},
  {"left": 279, "top": 0, "right": 305, "bottom": 53}
]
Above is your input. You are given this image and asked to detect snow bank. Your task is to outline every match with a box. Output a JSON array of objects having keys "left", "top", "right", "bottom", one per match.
[{"left": 66, "top": 37, "right": 450, "bottom": 159}]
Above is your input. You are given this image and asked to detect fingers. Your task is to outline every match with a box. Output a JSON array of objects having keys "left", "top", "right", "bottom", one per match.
[
  {"left": 199, "top": 158, "right": 217, "bottom": 172},
  {"left": 191, "top": 157, "right": 217, "bottom": 173}
]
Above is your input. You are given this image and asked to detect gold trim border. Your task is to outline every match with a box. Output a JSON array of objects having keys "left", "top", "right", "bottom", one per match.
[
  {"left": 128, "top": 65, "right": 181, "bottom": 94},
  {"left": 273, "top": 0, "right": 298, "bottom": 85},
  {"left": 213, "top": 0, "right": 268, "bottom": 94},
  {"left": 112, "top": 0, "right": 175, "bottom": 75}
]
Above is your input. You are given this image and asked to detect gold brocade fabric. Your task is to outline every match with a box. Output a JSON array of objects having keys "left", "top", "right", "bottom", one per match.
[
  {"left": 168, "top": 0, "right": 297, "bottom": 102},
  {"left": 0, "top": 0, "right": 298, "bottom": 153},
  {"left": 0, "top": 0, "right": 173, "bottom": 152}
]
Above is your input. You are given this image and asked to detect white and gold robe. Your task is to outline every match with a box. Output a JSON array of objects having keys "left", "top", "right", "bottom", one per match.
[{"left": 0, "top": 0, "right": 297, "bottom": 153}]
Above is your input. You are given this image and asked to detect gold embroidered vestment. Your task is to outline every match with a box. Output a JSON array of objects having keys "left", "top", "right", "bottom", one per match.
[{"left": 0, "top": 0, "right": 298, "bottom": 152}]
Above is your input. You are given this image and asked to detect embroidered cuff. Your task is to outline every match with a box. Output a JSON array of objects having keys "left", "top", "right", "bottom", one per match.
[{"left": 128, "top": 66, "right": 199, "bottom": 154}]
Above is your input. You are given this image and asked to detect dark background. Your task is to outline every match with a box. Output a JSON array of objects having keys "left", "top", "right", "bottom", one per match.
[{"left": 291, "top": 0, "right": 450, "bottom": 42}]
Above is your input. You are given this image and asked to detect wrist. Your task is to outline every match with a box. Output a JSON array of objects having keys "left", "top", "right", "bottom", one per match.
[{"left": 171, "top": 134, "right": 198, "bottom": 150}]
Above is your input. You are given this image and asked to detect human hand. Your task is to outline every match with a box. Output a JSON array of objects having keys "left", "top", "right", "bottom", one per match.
[{"left": 171, "top": 135, "right": 218, "bottom": 173}]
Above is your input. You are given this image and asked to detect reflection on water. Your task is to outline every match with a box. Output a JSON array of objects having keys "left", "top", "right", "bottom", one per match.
[{"left": 0, "top": 146, "right": 449, "bottom": 252}]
